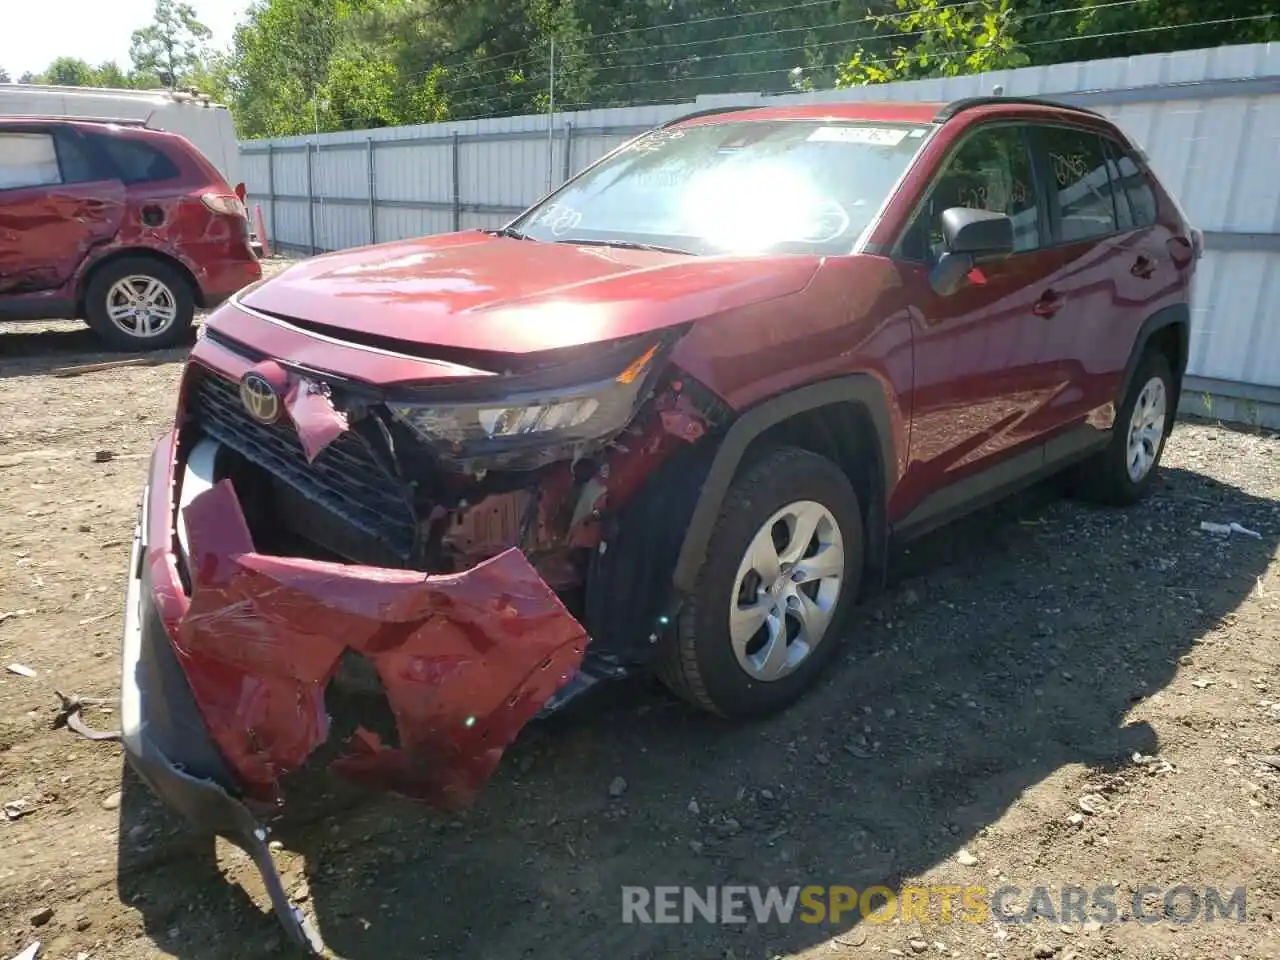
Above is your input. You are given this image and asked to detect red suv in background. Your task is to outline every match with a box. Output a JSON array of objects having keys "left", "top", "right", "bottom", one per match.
[
  {"left": 118, "top": 96, "right": 1198, "bottom": 952},
  {"left": 0, "top": 117, "right": 261, "bottom": 350}
]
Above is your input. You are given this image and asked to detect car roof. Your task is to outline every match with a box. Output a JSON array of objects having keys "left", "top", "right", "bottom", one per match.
[
  {"left": 665, "top": 97, "right": 1109, "bottom": 131},
  {"left": 0, "top": 115, "right": 148, "bottom": 130},
  {"left": 668, "top": 102, "right": 946, "bottom": 129}
]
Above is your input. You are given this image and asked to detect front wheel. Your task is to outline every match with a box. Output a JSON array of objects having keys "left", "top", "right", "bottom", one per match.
[
  {"left": 83, "top": 257, "right": 195, "bottom": 351},
  {"left": 1075, "top": 349, "right": 1175, "bottom": 505},
  {"left": 658, "top": 446, "right": 864, "bottom": 718}
]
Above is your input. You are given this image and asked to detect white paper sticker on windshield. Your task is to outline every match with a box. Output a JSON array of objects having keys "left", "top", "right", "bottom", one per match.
[{"left": 807, "top": 126, "right": 909, "bottom": 146}]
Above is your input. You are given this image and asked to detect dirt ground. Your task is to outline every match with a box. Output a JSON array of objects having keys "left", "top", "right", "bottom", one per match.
[{"left": 1, "top": 289, "right": 1278, "bottom": 960}]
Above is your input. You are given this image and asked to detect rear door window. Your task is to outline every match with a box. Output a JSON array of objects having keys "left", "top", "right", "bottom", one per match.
[
  {"left": 1032, "top": 126, "right": 1118, "bottom": 242},
  {"left": 51, "top": 129, "right": 112, "bottom": 184},
  {"left": 0, "top": 133, "right": 62, "bottom": 190},
  {"left": 93, "top": 136, "right": 181, "bottom": 185}
]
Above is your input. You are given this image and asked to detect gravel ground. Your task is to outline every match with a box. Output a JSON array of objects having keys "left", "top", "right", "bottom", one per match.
[{"left": 1, "top": 298, "right": 1277, "bottom": 960}]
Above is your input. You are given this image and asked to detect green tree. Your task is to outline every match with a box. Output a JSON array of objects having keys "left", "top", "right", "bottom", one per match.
[
  {"left": 216, "top": 0, "right": 1280, "bottom": 138},
  {"left": 0, "top": 67, "right": 10, "bottom": 84},
  {"left": 185, "top": 49, "right": 234, "bottom": 102},
  {"left": 129, "top": 0, "right": 214, "bottom": 89},
  {"left": 230, "top": 0, "right": 350, "bottom": 136},
  {"left": 92, "top": 61, "right": 137, "bottom": 88},
  {"left": 837, "top": 0, "right": 1028, "bottom": 87},
  {"left": 39, "top": 57, "right": 98, "bottom": 86},
  {"left": 1028, "top": 0, "right": 1280, "bottom": 65}
]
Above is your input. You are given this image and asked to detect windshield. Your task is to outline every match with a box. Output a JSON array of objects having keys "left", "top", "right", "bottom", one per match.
[{"left": 511, "top": 119, "right": 932, "bottom": 256}]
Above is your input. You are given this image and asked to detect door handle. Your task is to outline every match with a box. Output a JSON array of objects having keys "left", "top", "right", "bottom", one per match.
[
  {"left": 1131, "top": 255, "right": 1156, "bottom": 279},
  {"left": 1032, "top": 290, "right": 1064, "bottom": 318}
]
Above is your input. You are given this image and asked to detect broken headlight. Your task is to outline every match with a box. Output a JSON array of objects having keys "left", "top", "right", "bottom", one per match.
[{"left": 387, "top": 338, "right": 665, "bottom": 469}]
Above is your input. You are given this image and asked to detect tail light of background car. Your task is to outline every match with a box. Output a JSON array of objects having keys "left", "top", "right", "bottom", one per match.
[{"left": 202, "top": 193, "right": 248, "bottom": 218}]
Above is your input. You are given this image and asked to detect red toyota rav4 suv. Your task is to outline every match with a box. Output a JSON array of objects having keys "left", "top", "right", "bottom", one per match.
[
  {"left": 0, "top": 117, "right": 261, "bottom": 349},
  {"left": 118, "top": 97, "right": 1198, "bottom": 951}
]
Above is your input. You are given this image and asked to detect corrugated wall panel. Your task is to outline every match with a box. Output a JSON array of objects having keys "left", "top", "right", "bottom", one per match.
[
  {"left": 271, "top": 151, "right": 309, "bottom": 197},
  {"left": 1189, "top": 251, "right": 1278, "bottom": 383},
  {"left": 372, "top": 140, "right": 452, "bottom": 205},
  {"left": 240, "top": 42, "right": 1280, "bottom": 390},
  {"left": 312, "top": 202, "right": 367, "bottom": 252},
  {"left": 314, "top": 146, "right": 368, "bottom": 201},
  {"left": 272, "top": 199, "right": 310, "bottom": 250}
]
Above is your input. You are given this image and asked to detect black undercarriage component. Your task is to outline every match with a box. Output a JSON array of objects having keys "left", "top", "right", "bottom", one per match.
[{"left": 582, "top": 441, "right": 715, "bottom": 665}]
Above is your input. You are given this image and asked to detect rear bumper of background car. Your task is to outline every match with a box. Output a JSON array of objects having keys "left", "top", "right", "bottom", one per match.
[{"left": 119, "top": 431, "right": 587, "bottom": 952}]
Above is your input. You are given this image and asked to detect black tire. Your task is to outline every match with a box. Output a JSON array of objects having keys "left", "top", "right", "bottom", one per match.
[
  {"left": 1075, "top": 349, "right": 1176, "bottom": 505},
  {"left": 83, "top": 256, "right": 195, "bottom": 351},
  {"left": 657, "top": 446, "right": 864, "bottom": 718}
]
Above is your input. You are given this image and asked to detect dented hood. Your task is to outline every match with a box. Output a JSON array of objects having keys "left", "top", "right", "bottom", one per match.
[{"left": 238, "top": 231, "right": 821, "bottom": 355}]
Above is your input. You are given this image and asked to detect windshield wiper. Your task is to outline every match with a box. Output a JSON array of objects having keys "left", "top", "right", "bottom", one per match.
[
  {"left": 485, "top": 226, "right": 534, "bottom": 240},
  {"left": 554, "top": 237, "right": 695, "bottom": 255}
]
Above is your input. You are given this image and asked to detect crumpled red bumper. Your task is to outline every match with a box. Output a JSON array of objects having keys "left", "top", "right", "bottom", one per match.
[{"left": 139, "top": 430, "right": 587, "bottom": 810}]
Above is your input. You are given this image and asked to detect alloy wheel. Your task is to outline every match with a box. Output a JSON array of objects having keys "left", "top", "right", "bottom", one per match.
[{"left": 106, "top": 275, "right": 179, "bottom": 339}]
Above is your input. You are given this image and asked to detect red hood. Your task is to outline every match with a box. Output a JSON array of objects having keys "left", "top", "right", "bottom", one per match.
[{"left": 238, "top": 232, "right": 821, "bottom": 355}]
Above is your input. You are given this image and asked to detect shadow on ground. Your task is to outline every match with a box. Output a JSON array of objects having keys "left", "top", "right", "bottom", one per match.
[
  {"left": 0, "top": 324, "right": 194, "bottom": 378},
  {"left": 115, "top": 463, "right": 1276, "bottom": 958}
]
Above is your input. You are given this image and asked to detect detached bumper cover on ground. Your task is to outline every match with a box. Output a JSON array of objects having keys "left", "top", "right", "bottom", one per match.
[{"left": 119, "top": 432, "right": 587, "bottom": 953}]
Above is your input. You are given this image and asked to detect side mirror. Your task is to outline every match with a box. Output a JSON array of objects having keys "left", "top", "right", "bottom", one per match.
[
  {"left": 928, "top": 207, "right": 1015, "bottom": 296},
  {"left": 941, "top": 206, "right": 1014, "bottom": 258}
]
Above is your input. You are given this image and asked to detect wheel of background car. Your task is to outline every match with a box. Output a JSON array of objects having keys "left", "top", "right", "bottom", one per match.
[
  {"left": 1073, "top": 348, "right": 1175, "bottom": 506},
  {"left": 83, "top": 257, "right": 195, "bottom": 352},
  {"left": 657, "top": 446, "right": 863, "bottom": 718}
]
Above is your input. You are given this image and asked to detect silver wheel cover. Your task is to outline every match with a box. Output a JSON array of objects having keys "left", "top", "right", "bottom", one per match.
[{"left": 728, "top": 499, "right": 845, "bottom": 682}]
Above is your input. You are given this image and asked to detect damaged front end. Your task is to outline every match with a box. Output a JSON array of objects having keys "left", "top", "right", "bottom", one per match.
[{"left": 119, "top": 309, "right": 726, "bottom": 952}]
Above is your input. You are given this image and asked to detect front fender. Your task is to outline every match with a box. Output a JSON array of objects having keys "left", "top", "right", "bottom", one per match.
[{"left": 671, "top": 374, "right": 897, "bottom": 594}]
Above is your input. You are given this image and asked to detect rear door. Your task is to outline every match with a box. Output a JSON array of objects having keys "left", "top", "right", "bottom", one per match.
[
  {"left": 0, "top": 125, "right": 125, "bottom": 297},
  {"left": 1025, "top": 123, "right": 1170, "bottom": 453}
]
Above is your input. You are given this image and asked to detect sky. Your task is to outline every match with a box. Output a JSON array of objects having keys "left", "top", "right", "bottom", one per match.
[{"left": 0, "top": 0, "right": 248, "bottom": 79}]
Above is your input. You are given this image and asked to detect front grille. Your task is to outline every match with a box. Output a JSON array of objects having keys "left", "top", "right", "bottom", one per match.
[{"left": 188, "top": 369, "right": 418, "bottom": 562}]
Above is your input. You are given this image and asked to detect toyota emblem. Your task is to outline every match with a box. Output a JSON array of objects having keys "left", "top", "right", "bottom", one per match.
[{"left": 240, "top": 371, "right": 281, "bottom": 424}]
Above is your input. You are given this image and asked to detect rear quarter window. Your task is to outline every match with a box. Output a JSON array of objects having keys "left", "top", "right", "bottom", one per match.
[
  {"left": 93, "top": 135, "right": 182, "bottom": 185},
  {"left": 1113, "top": 151, "right": 1158, "bottom": 227},
  {"left": 0, "top": 132, "right": 61, "bottom": 190}
]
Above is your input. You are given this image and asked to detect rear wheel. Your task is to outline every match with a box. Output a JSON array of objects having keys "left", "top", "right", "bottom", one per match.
[
  {"left": 1075, "top": 349, "right": 1175, "bottom": 505},
  {"left": 658, "top": 447, "right": 863, "bottom": 718},
  {"left": 84, "top": 257, "right": 195, "bottom": 351}
]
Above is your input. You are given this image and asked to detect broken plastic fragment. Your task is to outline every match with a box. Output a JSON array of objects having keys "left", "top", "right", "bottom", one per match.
[
  {"left": 284, "top": 378, "right": 349, "bottom": 463},
  {"left": 1200, "top": 521, "right": 1262, "bottom": 539},
  {"left": 176, "top": 479, "right": 587, "bottom": 809}
]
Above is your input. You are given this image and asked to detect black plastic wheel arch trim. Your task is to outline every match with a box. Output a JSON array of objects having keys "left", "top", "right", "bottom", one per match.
[
  {"left": 1118, "top": 303, "right": 1190, "bottom": 409},
  {"left": 671, "top": 374, "right": 896, "bottom": 595}
]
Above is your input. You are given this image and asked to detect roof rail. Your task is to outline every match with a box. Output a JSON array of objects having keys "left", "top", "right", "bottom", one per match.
[
  {"left": 0, "top": 115, "right": 148, "bottom": 127},
  {"left": 933, "top": 96, "right": 1104, "bottom": 124},
  {"left": 659, "top": 104, "right": 758, "bottom": 128}
]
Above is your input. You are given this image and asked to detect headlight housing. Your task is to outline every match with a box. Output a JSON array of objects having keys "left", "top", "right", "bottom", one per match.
[{"left": 387, "top": 337, "right": 667, "bottom": 471}]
